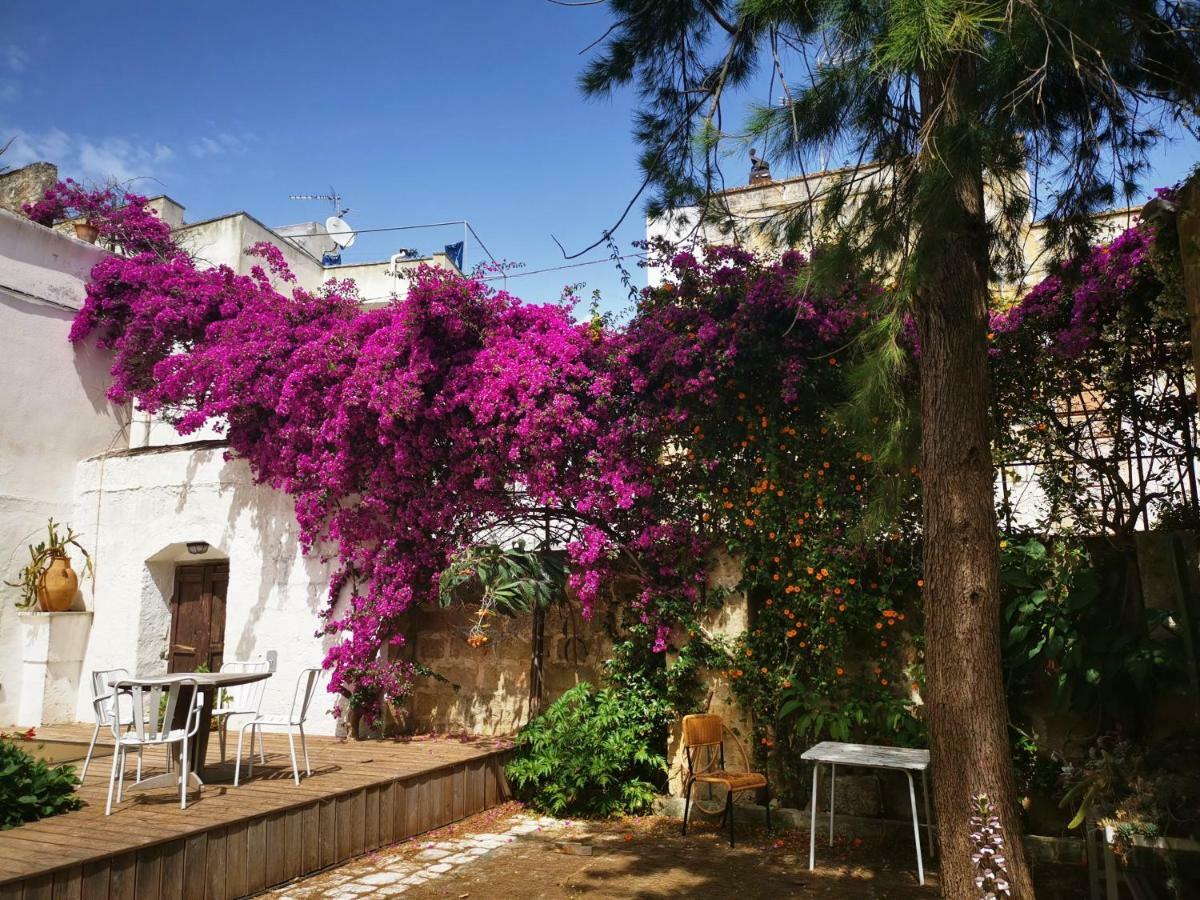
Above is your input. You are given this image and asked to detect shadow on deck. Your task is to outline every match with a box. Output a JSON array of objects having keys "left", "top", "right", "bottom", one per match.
[{"left": 0, "top": 723, "right": 512, "bottom": 899}]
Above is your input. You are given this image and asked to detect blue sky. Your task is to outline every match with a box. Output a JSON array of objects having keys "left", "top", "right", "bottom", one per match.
[
  {"left": 1, "top": 2, "right": 652, "bottom": 309},
  {"left": 3, "top": 2, "right": 1198, "bottom": 314}
]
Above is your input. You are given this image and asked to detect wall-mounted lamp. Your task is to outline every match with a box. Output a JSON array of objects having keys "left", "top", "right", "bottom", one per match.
[{"left": 186, "top": 541, "right": 210, "bottom": 555}]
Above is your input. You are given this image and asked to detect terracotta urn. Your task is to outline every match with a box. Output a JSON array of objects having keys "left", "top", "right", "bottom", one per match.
[
  {"left": 38, "top": 554, "right": 78, "bottom": 612},
  {"left": 73, "top": 222, "right": 100, "bottom": 244}
]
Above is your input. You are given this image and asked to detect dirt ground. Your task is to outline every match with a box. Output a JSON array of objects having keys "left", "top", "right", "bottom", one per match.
[{"left": 272, "top": 802, "right": 1093, "bottom": 899}]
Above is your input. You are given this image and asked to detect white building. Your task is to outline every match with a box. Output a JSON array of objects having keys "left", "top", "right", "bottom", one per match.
[{"left": 0, "top": 171, "right": 461, "bottom": 734}]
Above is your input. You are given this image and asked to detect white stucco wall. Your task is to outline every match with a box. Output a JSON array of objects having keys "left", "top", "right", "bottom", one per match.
[
  {"left": 71, "top": 445, "right": 339, "bottom": 733},
  {"left": 0, "top": 197, "right": 462, "bottom": 731},
  {"left": 0, "top": 208, "right": 126, "bottom": 725}
]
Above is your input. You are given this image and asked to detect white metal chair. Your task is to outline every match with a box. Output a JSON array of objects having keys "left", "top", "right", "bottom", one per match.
[
  {"left": 80, "top": 668, "right": 151, "bottom": 783},
  {"left": 105, "top": 678, "right": 203, "bottom": 815},
  {"left": 234, "top": 667, "right": 322, "bottom": 786},
  {"left": 212, "top": 659, "right": 270, "bottom": 763}
]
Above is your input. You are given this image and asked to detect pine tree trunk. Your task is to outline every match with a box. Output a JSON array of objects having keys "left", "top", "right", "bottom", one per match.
[{"left": 914, "top": 61, "right": 1035, "bottom": 898}]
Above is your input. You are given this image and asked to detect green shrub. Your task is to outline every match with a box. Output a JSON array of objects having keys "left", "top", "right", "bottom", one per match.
[
  {"left": 506, "top": 682, "right": 667, "bottom": 817},
  {"left": 0, "top": 735, "right": 82, "bottom": 829}
]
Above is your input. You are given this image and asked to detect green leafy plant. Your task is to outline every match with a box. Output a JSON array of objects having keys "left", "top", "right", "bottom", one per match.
[
  {"left": 1000, "top": 537, "right": 1178, "bottom": 715},
  {"left": 439, "top": 542, "right": 566, "bottom": 647},
  {"left": 4, "top": 518, "right": 92, "bottom": 609},
  {"left": 0, "top": 734, "right": 82, "bottom": 829},
  {"left": 507, "top": 682, "right": 667, "bottom": 817},
  {"left": 1061, "top": 732, "right": 1200, "bottom": 837}
]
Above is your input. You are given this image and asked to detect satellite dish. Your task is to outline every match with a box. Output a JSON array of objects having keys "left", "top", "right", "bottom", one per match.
[{"left": 326, "top": 216, "right": 356, "bottom": 249}]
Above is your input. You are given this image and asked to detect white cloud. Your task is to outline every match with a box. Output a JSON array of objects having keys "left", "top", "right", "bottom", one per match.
[
  {"left": 188, "top": 131, "right": 249, "bottom": 158},
  {"left": 6, "top": 45, "right": 28, "bottom": 73},
  {"left": 1, "top": 125, "right": 173, "bottom": 185}
]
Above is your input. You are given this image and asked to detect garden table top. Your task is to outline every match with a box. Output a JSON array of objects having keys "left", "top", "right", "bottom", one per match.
[
  {"left": 800, "top": 741, "right": 930, "bottom": 772},
  {"left": 115, "top": 671, "right": 271, "bottom": 689}
]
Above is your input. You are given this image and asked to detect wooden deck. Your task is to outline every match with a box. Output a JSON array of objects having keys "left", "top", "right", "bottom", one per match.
[{"left": 0, "top": 723, "right": 512, "bottom": 899}]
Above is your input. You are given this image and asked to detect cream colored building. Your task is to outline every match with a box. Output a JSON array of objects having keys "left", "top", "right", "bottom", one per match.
[{"left": 646, "top": 166, "right": 1141, "bottom": 296}]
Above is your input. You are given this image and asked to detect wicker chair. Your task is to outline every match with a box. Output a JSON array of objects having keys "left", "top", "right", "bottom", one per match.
[{"left": 680, "top": 713, "right": 771, "bottom": 847}]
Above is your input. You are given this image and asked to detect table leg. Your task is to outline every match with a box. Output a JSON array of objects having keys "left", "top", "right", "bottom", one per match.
[
  {"left": 906, "top": 771, "right": 925, "bottom": 886},
  {"left": 191, "top": 687, "right": 216, "bottom": 780},
  {"left": 809, "top": 763, "right": 819, "bottom": 870},
  {"left": 829, "top": 763, "right": 836, "bottom": 847},
  {"left": 921, "top": 769, "right": 935, "bottom": 857}
]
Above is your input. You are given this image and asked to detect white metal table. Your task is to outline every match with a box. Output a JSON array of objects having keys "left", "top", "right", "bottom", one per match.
[
  {"left": 801, "top": 741, "right": 935, "bottom": 885},
  {"left": 114, "top": 670, "right": 272, "bottom": 793}
]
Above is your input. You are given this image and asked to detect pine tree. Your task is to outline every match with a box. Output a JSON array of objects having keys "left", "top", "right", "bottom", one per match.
[{"left": 576, "top": 2, "right": 1200, "bottom": 895}]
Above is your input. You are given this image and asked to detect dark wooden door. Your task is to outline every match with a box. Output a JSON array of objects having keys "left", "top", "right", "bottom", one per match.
[{"left": 168, "top": 563, "right": 228, "bottom": 673}]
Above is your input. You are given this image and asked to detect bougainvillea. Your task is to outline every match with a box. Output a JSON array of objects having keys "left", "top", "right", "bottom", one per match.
[
  {"left": 989, "top": 195, "right": 1197, "bottom": 536},
  {"left": 622, "top": 247, "right": 925, "bottom": 789},
  {"left": 22, "top": 179, "right": 172, "bottom": 255},
  {"left": 44, "top": 173, "right": 1190, "bottom": 771},
  {"left": 60, "top": 183, "right": 711, "bottom": 719}
]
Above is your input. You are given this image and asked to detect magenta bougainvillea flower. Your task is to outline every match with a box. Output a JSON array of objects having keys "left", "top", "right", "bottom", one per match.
[{"left": 44, "top": 177, "right": 1169, "bottom": 719}]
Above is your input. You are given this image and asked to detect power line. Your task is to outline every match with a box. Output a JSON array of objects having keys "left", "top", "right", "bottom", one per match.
[{"left": 480, "top": 253, "right": 646, "bottom": 281}]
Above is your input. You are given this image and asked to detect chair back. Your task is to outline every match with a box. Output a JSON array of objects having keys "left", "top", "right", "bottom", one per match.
[
  {"left": 289, "top": 667, "right": 323, "bottom": 725},
  {"left": 90, "top": 668, "right": 130, "bottom": 727},
  {"left": 681, "top": 713, "right": 725, "bottom": 776},
  {"left": 114, "top": 678, "right": 202, "bottom": 743},
  {"left": 219, "top": 660, "right": 269, "bottom": 713}
]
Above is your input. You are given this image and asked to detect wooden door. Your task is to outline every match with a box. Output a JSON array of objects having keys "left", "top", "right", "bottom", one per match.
[{"left": 168, "top": 563, "right": 228, "bottom": 673}]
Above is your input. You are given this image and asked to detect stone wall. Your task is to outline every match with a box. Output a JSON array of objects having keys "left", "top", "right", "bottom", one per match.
[
  {"left": 0, "top": 162, "right": 57, "bottom": 215},
  {"left": 396, "top": 599, "right": 613, "bottom": 736}
]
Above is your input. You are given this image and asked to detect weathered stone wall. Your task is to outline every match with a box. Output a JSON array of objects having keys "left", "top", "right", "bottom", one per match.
[
  {"left": 397, "top": 600, "right": 613, "bottom": 736},
  {"left": 666, "top": 550, "right": 754, "bottom": 795},
  {"left": 0, "top": 162, "right": 57, "bottom": 215}
]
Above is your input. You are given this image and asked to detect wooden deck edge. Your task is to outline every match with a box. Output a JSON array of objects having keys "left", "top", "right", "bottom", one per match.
[{"left": 0, "top": 751, "right": 513, "bottom": 900}]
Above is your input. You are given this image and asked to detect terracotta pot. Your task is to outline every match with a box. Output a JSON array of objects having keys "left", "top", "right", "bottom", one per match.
[
  {"left": 73, "top": 222, "right": 100, "bottom": 243},
  {"left": 38, "top": 554, "right": 78, "bottom": 612}
]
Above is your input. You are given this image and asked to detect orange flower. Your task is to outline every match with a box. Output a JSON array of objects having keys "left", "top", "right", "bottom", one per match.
[
  {"left": 917, "top": 578, "right": 925, "bottom": 588},
  {"left": 880, "top": 678, "right": 889, "bottom": 686},
  {"left": 875, "top": 622, "right": 884, "bottom": 630},
  {"left": 835, "top": 667, "right": 845, "bottom": 676},
  {"left": 786, "top": 629, "right": 797, "bottom": 638}
]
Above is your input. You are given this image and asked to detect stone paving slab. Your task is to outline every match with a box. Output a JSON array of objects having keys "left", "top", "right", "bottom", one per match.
[{"left": 266, "top": 809, "right": 571, "bottom": 898}]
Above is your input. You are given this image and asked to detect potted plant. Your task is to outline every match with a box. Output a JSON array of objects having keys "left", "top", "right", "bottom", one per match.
[
  {"left": 21, "top": 179, "right": 116, "bottom": 245},
  {"left": 5, "top": 519, "right": 92, "bottom": 612},
  {"left": 72, "top": 221, "right": 100, "bottom": 243}
]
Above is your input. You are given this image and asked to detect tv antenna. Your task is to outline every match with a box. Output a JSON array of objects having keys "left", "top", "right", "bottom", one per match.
[
  {"left": 289, "top": 187, "right": 350, "bottom": 218},
  {"left": 289, "top": 187, "right": 356, "bottom": 254}
]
